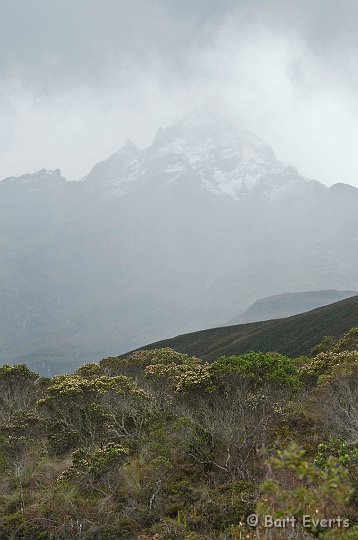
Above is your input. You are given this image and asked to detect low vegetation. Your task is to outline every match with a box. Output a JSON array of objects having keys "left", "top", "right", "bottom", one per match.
[{"left": 1, "top": 329, "right": 358, "bottom": 538}]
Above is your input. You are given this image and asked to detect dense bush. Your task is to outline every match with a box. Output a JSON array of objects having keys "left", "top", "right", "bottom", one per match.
[{"left": 0, "top": 343, "right": 357, "bottom": 538}]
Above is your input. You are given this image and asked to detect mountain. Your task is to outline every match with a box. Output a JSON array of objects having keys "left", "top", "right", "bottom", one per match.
[
  {"left": 227, "top": 289, "right": 357, "bottom": 324},
  {"left": 126, "top": 294, "right": 358, "bottom": 360},
  {"left": 83, "top": 107, "right": 323, "bottom": 201},
  {"left": 1, "top": 107, "right": 358, "bottom": 374}
]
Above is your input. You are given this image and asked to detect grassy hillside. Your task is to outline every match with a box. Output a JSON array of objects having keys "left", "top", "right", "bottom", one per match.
[
  {"left": 228, "top": 289, "right": 357, "bottom": 324},
  {"left": 128, "top": 294, "right": 358, "bottom": 360}
]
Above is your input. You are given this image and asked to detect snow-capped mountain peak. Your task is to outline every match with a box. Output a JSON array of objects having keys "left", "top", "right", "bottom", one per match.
[
  {"left": 152, "top": 107, "right": 276, "bottom": 167},
  {"left": 83, "top": 107, "right": 323, "bottom": 200},
  {"left": 148, "top": 107, "right": 306, "bottom": 200}
]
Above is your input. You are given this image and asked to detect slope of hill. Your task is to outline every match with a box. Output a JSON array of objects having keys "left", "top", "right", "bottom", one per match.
[
  {"left": 128, "top": 295, "right": 358, "bottom": 360},
  {"left": 228, "top": 289, "right": 357, "bottom": 324}
]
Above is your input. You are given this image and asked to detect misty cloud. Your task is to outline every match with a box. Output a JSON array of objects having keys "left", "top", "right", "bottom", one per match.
[{"left": 1, "top": 0, "right": 358, "bottom": 185}]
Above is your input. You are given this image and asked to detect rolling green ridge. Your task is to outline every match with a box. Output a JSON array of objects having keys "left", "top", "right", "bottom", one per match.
[{"left": 127, "top": 294, "right": 358, "bottom": 360}]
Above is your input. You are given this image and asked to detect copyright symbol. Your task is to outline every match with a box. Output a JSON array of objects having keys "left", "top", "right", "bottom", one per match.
[{"left": 247, "top": 514, "right": 259, "bottom": 527}]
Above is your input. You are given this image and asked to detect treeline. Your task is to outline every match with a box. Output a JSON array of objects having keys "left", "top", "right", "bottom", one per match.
[{"left": 1, "top": 329, "right": 358, "bottom": 538}]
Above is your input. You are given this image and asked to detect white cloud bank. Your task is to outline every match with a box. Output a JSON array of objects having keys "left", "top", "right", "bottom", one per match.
[{"left": 0, "top": 0, "right": 358, "bottom": 186}]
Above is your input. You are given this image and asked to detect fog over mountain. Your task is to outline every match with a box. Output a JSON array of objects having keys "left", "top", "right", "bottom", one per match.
[
  {"left": 2, "top": 1, "right": 358, "bottom": 188},
  {"left": 1, "top": 107, "right": 358, "bottom": 374}
]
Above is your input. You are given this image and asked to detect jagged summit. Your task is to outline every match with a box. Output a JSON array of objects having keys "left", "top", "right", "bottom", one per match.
[
  {"left": 83, "top": 107, "right": 312, "bottom": 199},
  {"left": 150, "top": 107, "right": 283, "bottom": 198},
  {"left": 152, "top": 106, "right": 276, "bottom": 166},
  {"left": 115, "top": 139, "right": 139, "bottom": 157}
]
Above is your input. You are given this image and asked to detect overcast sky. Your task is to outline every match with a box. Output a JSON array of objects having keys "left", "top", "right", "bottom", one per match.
[{"left": 1, "top": 0, "right": 358, "bottom": 186}]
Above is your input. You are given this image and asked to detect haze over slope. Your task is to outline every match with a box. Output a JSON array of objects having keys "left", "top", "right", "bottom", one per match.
[
  {"left": 2, "top": 108, "right": 358, "bottom": 374},
  {"left": 132, "top": 295, "right": 358, "bottom": 361},
  {"left": 228, "top": 290, "right": 357, "bottom": 324}
]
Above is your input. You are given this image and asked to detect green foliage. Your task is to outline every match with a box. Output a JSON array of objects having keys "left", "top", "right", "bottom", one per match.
[
  {"left": 333, "top": 327, "right": 358, "bottom": 352},
  {"left": 314, "top": 438, "right": 358, "bottom": 505},
  {"left": 0, "top": 411, "right": 42, "bottom": 437},
  {"left": 193, "top": 481, "right": 257, "bottom": 530},
  {"left": 144, "top": 361, "right": 214, "bottom": 393},
  {"left": 0, "top": 433, "right": 43, "bottom": 472},
  {"left": 0, "top": 336, "right": 358, "bottom": 538},
  {"left": 58, "top": 443, "right": 129, "bottom": 487},
  {"left": 300, "top": 350, "right": 358, "bottom": 384},
  {"left": 100, "top": 348, "right": 198, "bottom": 377},
  {"left": 315, "top": 438, "right": 358, "bottom": 469},
  {"left": 257, "top": 444, "right": 352, "bottom": 537},
  {"left": 75, "top": 362, "right": 102, "bottom": 378},
  {"left": 46, "top": 419, "right": 79, "bottom": 454},
  {"left": 0, "top": 363, "right": 38, "bottom": 382},
  {"left": 213, "top": 351, "right": 300, "bottom": 388},
  {"left": 312, "top": 327, "right": 358, "bottom": 356},
  {"left": 312, "top": 335, "right": 336, "bottom": 355},
  {"left": 37, "top": 373, "right": 150, "bottom": 453},
  {"left": 39, "top": 373, "right": 147, "bottom": 403},
  {"left": 0, "top": 364, "right": 39, "bottom": 419}
]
